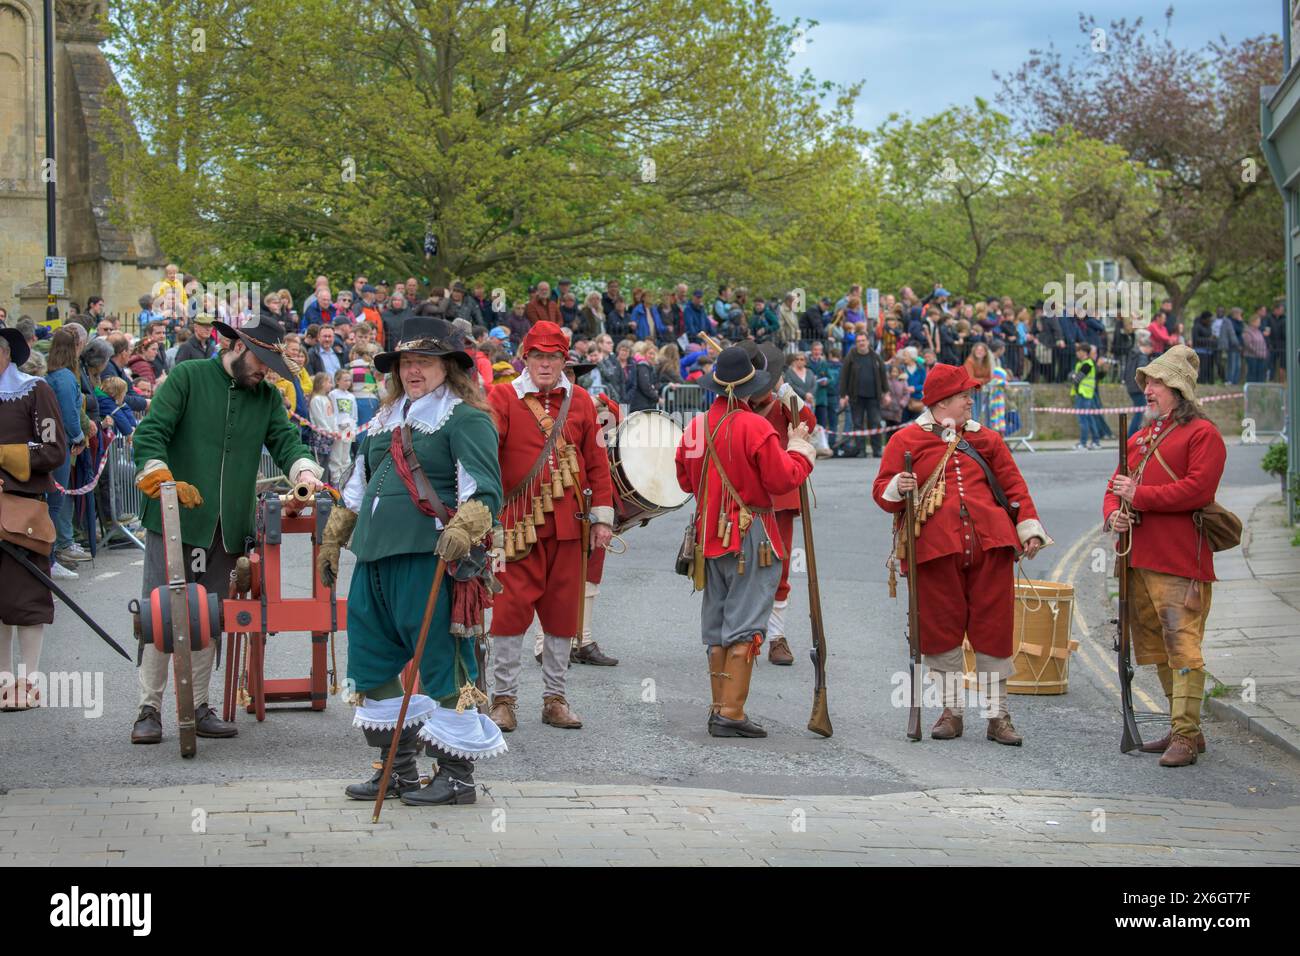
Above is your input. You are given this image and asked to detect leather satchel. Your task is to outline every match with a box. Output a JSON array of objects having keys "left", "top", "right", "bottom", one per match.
[{"left": 0, "top": 491, "right": 56, "bottom": 556}]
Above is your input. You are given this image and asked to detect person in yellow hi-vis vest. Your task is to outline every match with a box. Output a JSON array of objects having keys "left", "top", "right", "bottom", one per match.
[{"left": 1069, "top": 341, "right": 1100, "bottom": 451}]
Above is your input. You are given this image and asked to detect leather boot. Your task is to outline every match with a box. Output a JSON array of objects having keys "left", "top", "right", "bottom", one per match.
[
  {"left": 194, "top": 703, "right": 238, "bottom": 738},
  {"left": 1140, "top": 730, "right": 1207, "bottom": 755},
  {"left": 710, "top": 640, "right": 766, "bottom": 738},
  {"left": 573, "top": 641, "right": 619, "bottom": 666},
  {"left": 401, "top": 746, "right": 477, "bottom": 806},
  {"left": 345, "top": 725, "right": 422, "bottom": 800},
  {"left": 986, "top": 714, "right": 1023, "bottom": 746},
  {"left": 930, "top": 707, "right": 963, "bottom": 740},
  {"left": 767, "top": 637, "right": 794, "bottom": 666},
  {"left": 542, "top": 694, "right": 582, "bottom": 728},
  {"left": 707, "top": 646, "right": 727, "bottom": 729},
  {"left": 488, "top": 695, "right": 517, "bottom": 732},
  {"left": 131, "top": 705, "right": 163, "bottom": 744},
  {"left": 1159, "top": 734, "right": 1199, "bottom": 767}
]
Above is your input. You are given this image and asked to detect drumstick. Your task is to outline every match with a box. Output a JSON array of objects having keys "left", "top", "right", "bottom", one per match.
[{"left": 699, "top": 332, "right": 723, "bottom": 354}]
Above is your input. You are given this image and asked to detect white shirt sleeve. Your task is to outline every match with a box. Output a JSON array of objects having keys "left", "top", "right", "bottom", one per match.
[{"left": 342, "top": 454, "right": 367, "bottom": 511}]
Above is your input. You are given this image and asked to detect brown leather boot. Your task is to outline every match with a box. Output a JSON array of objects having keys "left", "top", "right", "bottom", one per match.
[
  {"left": 1159, "top": 733, "right": 1199, "bottom": 767},
  {"left": 767, "top": 637, "right": 794, "bottom": 666},
  {"left": 930, "top": 707, "right": 963, "bottom": 740},
  {"left": 131, "top": 705, "right": 163, "bottom": 744},
  {"left": 194, "top": 703, "right": 238, "bottom": 738},
  {"left": 488, "top": 695, "right": 517, "bottom": 732},
  {"left": 710, "top": 640, "right": 766, "bottom": 738},
  {"left": 541, "top": 694, "right": 582, "bottom": 729},
  {"left": 986, "top": 715, "right": 1023, "bottom": 746},
  {"left": 1140, "top": 731, "right": 1206, "bottom": 755},
  {"left": 573, "top": 641, "right": 619, "bottom": 666}
]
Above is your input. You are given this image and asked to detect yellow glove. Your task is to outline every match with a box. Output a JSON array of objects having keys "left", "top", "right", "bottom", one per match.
[
  {"left": 0, "top": 444, "right": 31, "bottom": 483},
  {"left": 435, "top": 499, "right": 494, "bottom": 563},
  {"left": 317, "top": 506, "right": 358, "bottom": 587},
  {"left": 136, "top": 468, "right": 205, "bottom": 508}
]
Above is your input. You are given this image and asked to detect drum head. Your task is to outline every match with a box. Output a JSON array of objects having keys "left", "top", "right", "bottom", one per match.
[{"left": 614, "top": 412, "right": 692, "bottom": 508}]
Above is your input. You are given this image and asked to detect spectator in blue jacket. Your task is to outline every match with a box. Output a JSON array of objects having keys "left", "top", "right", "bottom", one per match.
[
  {"left": 631, "top": 290, "right": 665, "bottom": 340},
  {"left": 43, "top": 328, "right": 87, "bottom": 567},
  {"left": 96, "top": 377, "right": 136, "bottom": 437},
  {"left": 683, "top": 290, "right": 712, "bottom": 341},
  {"left": 300, "top": 288, "right": 335, "bottom": 333}
]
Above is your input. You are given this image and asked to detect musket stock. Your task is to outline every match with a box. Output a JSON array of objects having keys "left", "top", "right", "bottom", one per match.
[
  {"left": 903, "top": 451, "right": 922, "bottom": 741},
  {"left": 1115, "top": 414, "right": 1143, "bottom": 753}
]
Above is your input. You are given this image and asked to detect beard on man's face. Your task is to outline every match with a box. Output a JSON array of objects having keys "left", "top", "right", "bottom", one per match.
[{"left": 231, "top": 349, "right": 266, "bottom": 389}]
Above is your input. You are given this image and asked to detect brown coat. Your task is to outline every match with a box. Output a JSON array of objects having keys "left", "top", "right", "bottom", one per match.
[{"left": 524, "top": 298, "right": 562, "bottom": 327}]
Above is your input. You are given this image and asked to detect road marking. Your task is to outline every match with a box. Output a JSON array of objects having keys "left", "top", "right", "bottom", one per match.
[
  {"left": 1062, "top": 528, "right": 1162, "bottom": 714},
  {"left": 130, "top": 560, "right": 143, "bottom": 567},
  {"left": 94, "top": 571, "right": 121, "bottom": 580}
]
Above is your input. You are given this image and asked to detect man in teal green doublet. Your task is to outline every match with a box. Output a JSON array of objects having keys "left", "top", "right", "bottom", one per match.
[{"left": 318, "top": 315, "right": 506, "bottom": 807}]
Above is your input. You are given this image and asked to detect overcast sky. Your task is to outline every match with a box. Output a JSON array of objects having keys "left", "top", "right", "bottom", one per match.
[{"left": 770, "top": 1, "right": 1283, "bottom": 129}]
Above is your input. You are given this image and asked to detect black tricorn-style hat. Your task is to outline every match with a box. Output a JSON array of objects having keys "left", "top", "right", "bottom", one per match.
[
  {"left": 0, "top": 327, "right": 31, "bottom": 368},
  {"left": 698, "top": 345, "right": 770, "bottom": 399},
  {"left": 213, "top": 314, "right": 293, "bottom": 379},
  {"left": 374, "top": 315, "right": 473, "bottom": 374},
  {"left": 565, "top": 349, "right": 596, "bottom": 378}
]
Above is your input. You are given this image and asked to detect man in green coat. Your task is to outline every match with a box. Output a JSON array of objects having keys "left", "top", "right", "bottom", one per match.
[{"left": 129, "top": 315, "right": 323, "bottom": 745}]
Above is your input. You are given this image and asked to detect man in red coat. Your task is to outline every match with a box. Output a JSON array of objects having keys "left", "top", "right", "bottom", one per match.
[
  {"left": 749, "top": 344, "right": 818, "bottom": 666},
  {"left": 530, "top": 357, "right": 621, "bottom": 667},
  {"left": 487, "top": 322, "right": 615, "bottom": 732},
  {"left": 872, "top": 363, "right": 1050, "bottom": 745},
  {"left": 1104, "top": 345, "right": 1226, "bottom": 768},
  {"left": 676, "top": 346, "right": 816, "bottom": 738}
]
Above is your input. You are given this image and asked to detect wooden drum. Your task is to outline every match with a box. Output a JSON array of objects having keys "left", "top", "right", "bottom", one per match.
[
  {"left": 608, "top": 410, "right": 691, "bottom": 532},
  {"left": 963, "top": 579, "right": 1079, "bottom": 695}
]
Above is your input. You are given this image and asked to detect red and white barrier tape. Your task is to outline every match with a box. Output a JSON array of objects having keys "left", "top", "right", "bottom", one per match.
[
  {"left": 51, "top": 430, "right": 115, "bottom": 496},
  {"left": 1031, "top": 392, "right": 1244, "bottom": 415},
  {"left": 289, "top": 411, "right": 376, "bottom": 441},
  {"left": 823, "top": 423, "right": 908, "bottom": 438}
]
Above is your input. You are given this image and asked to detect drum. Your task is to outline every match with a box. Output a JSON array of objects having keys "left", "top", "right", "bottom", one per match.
[
  {"left": 608, "top": 410, "right": 692, "bottom": 532},
  {"left": 962, "top": 579, "right": 1078, "bottom": 695}
]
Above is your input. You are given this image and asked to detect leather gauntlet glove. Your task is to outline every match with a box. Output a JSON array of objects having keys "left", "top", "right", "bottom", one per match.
[
  {"left": 435, "top": 499, "right": 493, "bottom": 563},
  {"left": 317, "top": 506, "right": 358, "bottom": 587},
  {"left": 136, "top": 467, "right": 204, "bottom": 507}
]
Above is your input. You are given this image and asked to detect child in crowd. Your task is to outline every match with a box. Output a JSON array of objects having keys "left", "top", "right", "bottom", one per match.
[
  {"left": 97, "top": 376, "right": 137, "bottom": 438},
  {"left": 308, "top": 372, "right": 335, "bottom": 471},
  {"left": 329, "top": 369, "right": 358, "bottom": 486}
]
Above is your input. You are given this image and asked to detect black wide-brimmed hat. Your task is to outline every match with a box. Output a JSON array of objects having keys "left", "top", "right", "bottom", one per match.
[
  {"left": 565, "top": 350, "right": 596, "bottom": 378},
  {"left": 375, "top": 315, "right": 473, "bottom": 374},
  {"left": 213, "top": 314, "right": 293, "bottom": 379},
  {"left": 698, "top": 345, "right": 770, "bottom": 399},
  {"left": 0, "top": 327, "right": 31, "bottom": 368}
]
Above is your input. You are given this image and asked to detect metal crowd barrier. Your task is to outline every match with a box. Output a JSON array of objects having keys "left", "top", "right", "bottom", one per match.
[
  {"left": 257, "top": 447, "right": 289, "bottom": 491},
  {"left": 983, "top": 381, "right": 1036, "bottom": 452},
  {"left": 660, "top": 383, "right": 708, "bottom": 426},
  {"left": 104, "top": 434, "right": 145, "bottom": 551},
  {"left": 1244, "top": 382, "right": 1287, "bottom": 442}
]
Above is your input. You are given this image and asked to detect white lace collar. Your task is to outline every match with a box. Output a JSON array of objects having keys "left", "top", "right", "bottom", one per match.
[
  {"left": 915, "top": 407, "right": 981, "bottom": 433},
  {"left": 370, "top": 383, "right": 462, "bottom": 435},
  {"left": 0, "top": 364, "right": 40, "bottom": 403},
  {"left": 511, "top": 367, "right": 572, "bottom": 399}
]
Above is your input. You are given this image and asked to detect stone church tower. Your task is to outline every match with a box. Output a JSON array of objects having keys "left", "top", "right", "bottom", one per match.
[{"left": 0, "top": 0, "right": 162, "bottom": 319}]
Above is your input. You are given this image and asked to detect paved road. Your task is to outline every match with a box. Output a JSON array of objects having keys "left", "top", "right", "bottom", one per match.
[
  {"left": 4, "top": 779, "right": 1296, "bottom": 867},
  {"left": 5, "top": 442, "right": 1298, "bottom": 816}
]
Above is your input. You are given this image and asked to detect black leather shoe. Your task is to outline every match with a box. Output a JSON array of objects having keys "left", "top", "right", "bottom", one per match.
[
  {"left": 194, "top": 703, "right": 238, "bottom": 738},
  {"left": 708, "top": 713, "right": 767, "bottom": 738},
  {"left": 131, "top": 705, "right": 162, "bottom": 745},
  {"left": 573, "top": 641, "right": 619, "bottom": 666},
  {"left": 346, "top": 726, "right": 421, "bottom": 800},
  {"left": 401, "top": 751, "right": 477, "bottom": 806}
]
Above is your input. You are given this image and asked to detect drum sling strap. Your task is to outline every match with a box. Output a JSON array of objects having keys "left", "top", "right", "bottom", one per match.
[{"left": 952, "top": 437, "right": 1020, "bottom": 528}]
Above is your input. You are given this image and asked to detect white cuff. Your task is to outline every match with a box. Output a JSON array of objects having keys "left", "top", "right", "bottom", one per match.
[
  {"left": 1016, "top": 518, "right": 1052, "bottom": 548},
  {"left": 882, "top": 472, "right": 903, "bottom": 502},
  {"left": 786, "top": 436, "right": 816, "bottom": 468},
  {"left": 136, "top": 458, "right": 168, "bottom": 481},
  {"left": 289, "top": 457, "right": 324, "bottom": 483},
  {"left": 351, "top": 694, "right": 436, "bottom": 730},
  {"left": 590, "top": 506, "right": 615, "bottom": 526}
]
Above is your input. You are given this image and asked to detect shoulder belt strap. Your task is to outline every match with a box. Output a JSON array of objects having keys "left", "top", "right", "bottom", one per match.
[
  {"left": 505, "top": 386, "right": 572, "bottom": 503},
  {"left": 397, "top": 424, "right": 453, "bottom": 523},
  {"left": 953, "top": 437, "right": 1019, "bottom": 527}
]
